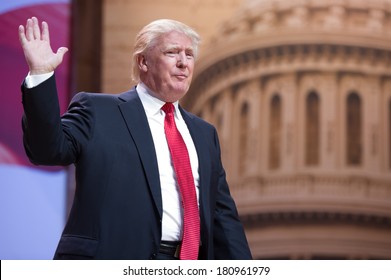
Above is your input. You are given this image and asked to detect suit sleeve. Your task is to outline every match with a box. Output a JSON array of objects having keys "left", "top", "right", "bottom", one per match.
[
  {"left": 22, "top": 74, "right": 94, "bottom": 166},
  {"left": 212, "top": 129, "right": 253, "bottom": 260}
]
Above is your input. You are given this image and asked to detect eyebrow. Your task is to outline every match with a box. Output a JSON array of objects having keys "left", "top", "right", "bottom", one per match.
[{"left": 162, "top": 44, "right": 194, "bottom": 53}]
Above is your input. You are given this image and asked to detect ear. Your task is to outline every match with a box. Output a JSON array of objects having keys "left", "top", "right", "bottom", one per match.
[{"left": 137, "top": 55, "right": 148, "bottom": 72}]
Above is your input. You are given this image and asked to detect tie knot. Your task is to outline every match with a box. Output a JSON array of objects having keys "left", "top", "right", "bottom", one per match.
[{"left": 162, "top": 102, "right": 174, "bottom": 115}]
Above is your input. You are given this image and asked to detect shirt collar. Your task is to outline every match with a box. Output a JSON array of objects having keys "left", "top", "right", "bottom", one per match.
[{"left": 136, "top": 82, "right": 181, "bottom": 119}]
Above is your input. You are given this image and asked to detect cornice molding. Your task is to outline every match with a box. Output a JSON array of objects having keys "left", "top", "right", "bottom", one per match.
[
  {"left": 231, "top": 173, "right": 391, "bottom": 223},
  {"left": 212, "top": 0, "right": 391, "bottom": 49},
  {"left": 241, "top": 210, "right": 391, "bottom": 229},
  {"left": 184, "top": 44, "right": 391, "bottom": 111}
]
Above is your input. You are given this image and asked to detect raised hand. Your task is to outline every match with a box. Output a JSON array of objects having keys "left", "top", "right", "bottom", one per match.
[{"left": 18, "top": 17, "right": 68, "bottom": 75}]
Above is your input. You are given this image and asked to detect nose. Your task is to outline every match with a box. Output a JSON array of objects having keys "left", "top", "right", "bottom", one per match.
[{"left": 176, "top": 52, "right": 188, "bottom": 68}]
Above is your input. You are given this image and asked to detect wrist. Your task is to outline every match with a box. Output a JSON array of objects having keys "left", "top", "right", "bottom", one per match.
[{"left": 29, "top": 69, "right": 54, "bottom": 75}]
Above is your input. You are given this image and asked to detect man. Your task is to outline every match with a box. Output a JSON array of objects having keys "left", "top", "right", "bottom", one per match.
[{"left": 19, "top": 17, "right": 252, "bottom": 260}]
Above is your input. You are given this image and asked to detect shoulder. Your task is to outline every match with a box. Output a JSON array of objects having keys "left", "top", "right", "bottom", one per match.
[
  {"left": 180, "top": 107, "right": 209, "bottom": 123},
  {"left": 180, "top": 107, "right": 217, "bottom": 133},
  {"left": 70, "top": 88, "right": 138, "bottom": 105},
  {"left": 71, "top": 92, "right": 119, "bottom": 102}
]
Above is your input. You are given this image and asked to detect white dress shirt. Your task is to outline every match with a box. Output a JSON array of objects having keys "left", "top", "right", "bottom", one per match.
[{"left": 136, "top": 83, "right": 200, "bottom": 242}]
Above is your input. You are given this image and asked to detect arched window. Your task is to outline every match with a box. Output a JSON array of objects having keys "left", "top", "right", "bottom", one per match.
[
  {"left": 239, "top": 102, "right": 249, "bottom": 174},
  {"left": 269, "top": 94, "right": 282, "bottom": 169},
  {"left": 346, "top": 92, "right": 362, "bottom": 165},
  {"left": 305, "top": 91, "right": 320, "bottom": 165}
]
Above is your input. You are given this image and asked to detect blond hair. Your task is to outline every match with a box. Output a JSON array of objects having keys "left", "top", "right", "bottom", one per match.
[{"left": 131, "top": 19, "right": 200, "bottom": 83}]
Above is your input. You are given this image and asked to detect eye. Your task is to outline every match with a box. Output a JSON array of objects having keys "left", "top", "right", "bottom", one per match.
[
  {"left": 165, "top": 49, "right": 178, "bottom": 57},
  {"left": 186, "top": 52, "right": 194, "bottom": 59}
]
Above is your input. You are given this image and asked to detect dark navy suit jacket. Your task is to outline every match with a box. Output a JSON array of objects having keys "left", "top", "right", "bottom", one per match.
[{"left": 21, "top": 75, "right": 252, "bottom": 259}]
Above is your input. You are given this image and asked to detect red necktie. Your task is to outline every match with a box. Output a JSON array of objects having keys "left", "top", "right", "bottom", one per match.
[{"left": 161, "top": 102, "right": 200, "bottom": 260}]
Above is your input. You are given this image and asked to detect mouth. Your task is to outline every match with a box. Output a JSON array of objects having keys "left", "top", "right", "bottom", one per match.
[{"left": 174, "top": 74, "right": 188, "bottom": 80}]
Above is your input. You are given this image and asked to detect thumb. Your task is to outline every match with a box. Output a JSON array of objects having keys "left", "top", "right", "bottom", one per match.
[{"left": 55, "top": 47, "right": 69, "bottom": 62}]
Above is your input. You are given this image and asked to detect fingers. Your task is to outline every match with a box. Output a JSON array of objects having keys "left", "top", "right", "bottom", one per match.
[
  {"left": 32, "top": 17, "right": 41, "bottom": 40},
  {"left": 22, "top": 17, "right": 45, "bottom": 41},
  {"left": 18, "top": 25, "right": 27, "bottom": 45},
  {"left": 41, "top": 21, "right": 50, "bottom": 43},
  {"left": 25, "top": 18, "right": 34, "bottom": 41}
]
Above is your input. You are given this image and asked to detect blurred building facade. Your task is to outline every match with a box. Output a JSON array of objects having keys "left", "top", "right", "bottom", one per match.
[
  {"left": 182, "top": 0, "right": 391, "bottom": 259},
  {"left": 94, "top": 0, "right": 391, "bottom": 259}
]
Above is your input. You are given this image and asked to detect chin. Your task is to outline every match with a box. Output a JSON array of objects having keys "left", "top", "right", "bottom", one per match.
[
  {"left": 171, "top": 86, "right": 189, "bottom": 95},
  {"left": 166, "top": 92, "right": 186, "bottom": 103}
]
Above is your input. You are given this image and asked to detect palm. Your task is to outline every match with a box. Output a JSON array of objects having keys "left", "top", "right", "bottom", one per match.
[{"left": 19, "top": 17, "right": 68, "bottom": 75}]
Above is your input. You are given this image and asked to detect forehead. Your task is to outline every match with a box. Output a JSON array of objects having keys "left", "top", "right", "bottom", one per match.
[{"left": 157, "top": 31, "right": 194, "bottom": 49}]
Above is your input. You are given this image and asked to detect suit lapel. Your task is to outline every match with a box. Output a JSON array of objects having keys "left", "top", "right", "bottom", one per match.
[{"left": 118, "top": 89, "right": 163, "bottom": 218}]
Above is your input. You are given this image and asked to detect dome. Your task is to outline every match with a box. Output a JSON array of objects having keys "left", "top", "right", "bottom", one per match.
[{"left": 183, "top": 0, "right": 391, "bottom": 259}]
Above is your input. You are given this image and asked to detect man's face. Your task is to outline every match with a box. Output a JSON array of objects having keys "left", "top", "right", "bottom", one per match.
[{"left": 140, "top": 31, "right": 195, "bottom": 103}]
